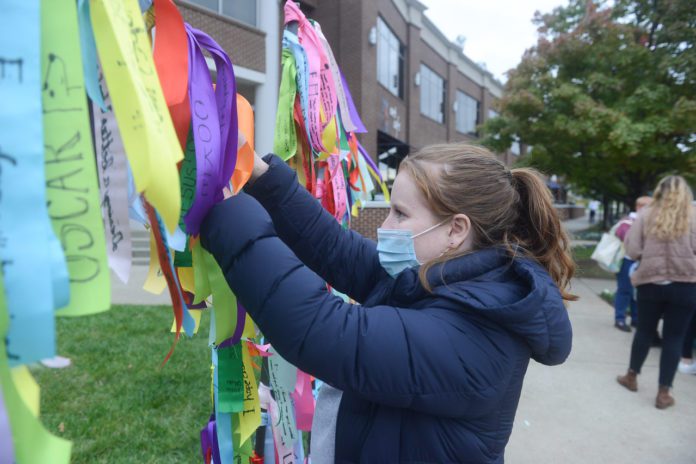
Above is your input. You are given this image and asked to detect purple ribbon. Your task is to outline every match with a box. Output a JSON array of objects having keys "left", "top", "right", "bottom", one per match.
[
  {"left": 200, "top": 414, "right": 221, "bottom": 463},
  {"left": 189, "top": 27, "right": 238, "bottom": 193},
  {"left": 0, "top": 387, "right": 15, "bottom": 464},
  {"left": 184, "top": 24, "right": 238, "bottom": 236},
  {"left": 217, "top": 302, "right": 247, "bottom": 349},
  {"left": 340, "top": 70, "right": 366, "bottom": 133}
]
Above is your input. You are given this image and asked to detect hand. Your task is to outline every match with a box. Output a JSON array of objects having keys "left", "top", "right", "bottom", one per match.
[
  {"left": 222, "top": 152, "right": 268, "bottom": 199},
  {"left": 250, "top": 151, "right": 269, "bottom": 184}
]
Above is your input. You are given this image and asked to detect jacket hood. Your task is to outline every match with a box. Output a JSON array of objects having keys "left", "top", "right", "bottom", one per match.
[{"left": 390, "top": 248, "right": 572, "bottom": 365}]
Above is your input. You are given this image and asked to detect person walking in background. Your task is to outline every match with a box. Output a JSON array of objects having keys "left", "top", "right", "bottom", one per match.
[
  {"left": 616, "top": 175, "right": 696, "bottom": 409},
  {"left": 612, "top": 196, "right": 652, "bottom": 332},
  {"left": 588, "top": 199, "right": 600, "bottom": 224}
]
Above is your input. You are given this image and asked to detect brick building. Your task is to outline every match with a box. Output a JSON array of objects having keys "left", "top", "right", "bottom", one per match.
[
  {"left": 303, "top": 0, "right": 517, "bottom": 186},
  {"left": 177, "top": 0, "right": 516, "bottom": 176},
  {"left": 163, "top": 1, "right": 529, "bottom": 241},
  {"left": 298, "top": 0, "right": 518, "bottom": 237}
]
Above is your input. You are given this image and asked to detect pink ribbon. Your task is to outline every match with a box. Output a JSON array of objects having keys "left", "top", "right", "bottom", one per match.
[
  {"left": 291, "top": 371, "right": 315, "bottom": 432},
  {"left": 327, "top": 154, "right": 348, "bottom": 221},
  {"left": 313, "top": 22, "right": 361, "bottom": 134},
  {"left": 284, "top": 1, "right": 337, "bottom": 154}
]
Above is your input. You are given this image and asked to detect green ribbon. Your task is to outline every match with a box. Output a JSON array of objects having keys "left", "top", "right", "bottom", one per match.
[
  {"left": 274, "top": 48, "right": 298, "bottom": 161},
  {"left": 217, "top": 344, "right": 244, "bottom": 413},
  {"left": 174, "top": 128, "right": 196, "bottom": 267},
  {"left": 201, "top": 248, "right": 238, "bottom": 345}
]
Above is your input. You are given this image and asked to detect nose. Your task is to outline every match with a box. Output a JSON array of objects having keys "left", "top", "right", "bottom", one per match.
[{"left": 380, "top": 211, "right": 395, "bottom": 229}]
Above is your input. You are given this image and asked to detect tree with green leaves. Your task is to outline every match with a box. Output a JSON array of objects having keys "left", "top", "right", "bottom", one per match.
[{"left": 482, "top": 0, "right": 696, "bottom": 221}]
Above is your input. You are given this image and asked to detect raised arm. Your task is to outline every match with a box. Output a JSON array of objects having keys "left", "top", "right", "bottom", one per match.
[
  {"left": 244, "top": 154, "right": 385, "bottom": 303},
  {"left": 200, "top": 194, "right": 511, "bottom": 418}
]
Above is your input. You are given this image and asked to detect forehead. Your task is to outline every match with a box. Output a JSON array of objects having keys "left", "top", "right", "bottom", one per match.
[{"left": 391, "top": 170, "right": 430, "bottom": 210}]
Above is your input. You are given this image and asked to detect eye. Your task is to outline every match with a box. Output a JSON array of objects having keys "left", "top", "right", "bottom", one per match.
[{"left": 394, "top": 207, "right": 406, "bottom": 219}]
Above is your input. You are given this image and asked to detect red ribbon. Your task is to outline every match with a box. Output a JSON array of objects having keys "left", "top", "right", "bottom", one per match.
[
  {"left": 144, "top": 199, "right": 187, "bottom": 365},
  {"left": 152, "top": 0, "right": 191, "bottom": 149}
]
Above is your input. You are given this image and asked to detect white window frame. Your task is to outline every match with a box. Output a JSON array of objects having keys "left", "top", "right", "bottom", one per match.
[
  {"left": 376, "top": 17, "right": 404, "bottom": 98},
  {"left": 420, "top": 64, "right": 445, "bottom": 124},
  {"left": 186, "top": 0, "right": 258, "bottom": 27},
  {"left": 455, "top": 90, "right": 480, "bottom": 135}
]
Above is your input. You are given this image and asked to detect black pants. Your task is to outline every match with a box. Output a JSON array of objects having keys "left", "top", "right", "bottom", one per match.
[
  {"left": 629, "top": 283, "right": 696, "bottom": 387},
  {"left": 683, "top": 310, "right": 696, "bottom": 359}
]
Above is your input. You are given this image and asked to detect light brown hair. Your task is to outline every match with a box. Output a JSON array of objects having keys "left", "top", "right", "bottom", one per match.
[
  {"left": 648, "top": 175, "right": 693, "bottom": 240},
  {"left": 399, "top": 143, "right": 577, "bottom": 300}
]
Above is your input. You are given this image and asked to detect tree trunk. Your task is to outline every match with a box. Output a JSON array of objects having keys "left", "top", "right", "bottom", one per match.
[{"left": 602, "top": 195, "right": 611, "bottom": 230}]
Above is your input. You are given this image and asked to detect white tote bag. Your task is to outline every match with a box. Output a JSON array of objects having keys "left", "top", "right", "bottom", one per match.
[{"left": 591, "top": 223, "right": 626, "bottom": 273}]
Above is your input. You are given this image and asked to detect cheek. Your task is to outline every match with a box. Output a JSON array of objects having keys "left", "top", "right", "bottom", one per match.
[{"left": 414, "top": 230, "right": 450, "bottom": 262}]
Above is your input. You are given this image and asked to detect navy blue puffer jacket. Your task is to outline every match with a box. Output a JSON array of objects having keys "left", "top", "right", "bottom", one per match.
[{"left": 201, "top": 155, "right": 572, "bottom": 463}]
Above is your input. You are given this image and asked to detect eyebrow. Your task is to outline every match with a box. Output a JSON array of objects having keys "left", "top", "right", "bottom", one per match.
[{"left": 391, "top": 200, "right": 409, "bottom": 213}]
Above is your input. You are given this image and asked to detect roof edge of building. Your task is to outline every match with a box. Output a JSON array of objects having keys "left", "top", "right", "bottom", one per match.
[{"left": 391, "top": 0, "right": 505, "bottom": 98}]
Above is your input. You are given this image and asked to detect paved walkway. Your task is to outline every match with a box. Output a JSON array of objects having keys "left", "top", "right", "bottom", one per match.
[
  {"left": 110, "top": 266, "right": 170, "bottom": 306},
  {"left": 563, "top": 212, "right": 602, "bottom": 247},
  {"left": 563, "top": 212, "right": 593, "bottom": 235},
  {"left": 506, "top": 277, "right": 696, "bottom": 464}
]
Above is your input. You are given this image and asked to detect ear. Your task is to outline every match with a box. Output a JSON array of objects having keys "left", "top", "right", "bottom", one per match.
[{"left": 448, "top": 213, "right": 472, "bottom": 250}]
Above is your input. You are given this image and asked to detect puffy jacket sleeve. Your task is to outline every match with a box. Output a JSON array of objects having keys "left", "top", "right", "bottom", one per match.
[
  {"left": 201, "top": 194, "right": 512, "bottom": 419},
  {"left": 624, "top": 211, "right": 645, "bottom": 260},
  {"left": 244, "top": 154, "right": 385, "bottom": 303}
]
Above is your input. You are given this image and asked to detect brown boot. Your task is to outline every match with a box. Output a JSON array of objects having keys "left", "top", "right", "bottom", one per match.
[
  {"left": 655, "top": 386, "right": 675, "bottom": 409},
  {"left": 616, "top": 370, "right": 638, "bottom": 392}
]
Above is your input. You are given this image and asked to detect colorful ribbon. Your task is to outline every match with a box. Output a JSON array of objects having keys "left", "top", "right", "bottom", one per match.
[
  {"left": 152, "top": 0, "right": 191, "bottom": 149},
  {"left": 183, "top": 24, "right": 238, "bottom": 236}
]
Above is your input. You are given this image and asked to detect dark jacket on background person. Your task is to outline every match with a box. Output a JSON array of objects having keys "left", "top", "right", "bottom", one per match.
[{"left": 201, "top": 155, "right": 573, "bottom": 463}]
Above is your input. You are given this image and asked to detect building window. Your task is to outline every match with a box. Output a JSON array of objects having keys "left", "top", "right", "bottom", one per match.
[
  {"left": 377, "top": 17, "right": 404, "bottom": 98},
  {"left": 186, "top": 0, "right": 257, "bottom": 27},
  {"left": 420, "top": 64, "right": 445, "bottom": 123},
  {"left": 455, "top": 90, "right": 480, "bottom": 135}
]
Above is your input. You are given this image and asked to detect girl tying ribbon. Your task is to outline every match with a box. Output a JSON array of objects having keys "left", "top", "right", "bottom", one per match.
[{"left": 200, "top": 143, "right": 574, "bottom": 463}]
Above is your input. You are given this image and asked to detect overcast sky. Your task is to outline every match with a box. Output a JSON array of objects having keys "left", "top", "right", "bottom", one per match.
[{"left": 419, "top": 0, "right": 567, "bottom": 82}]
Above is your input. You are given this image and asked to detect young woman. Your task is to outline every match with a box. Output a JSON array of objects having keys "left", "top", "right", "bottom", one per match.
[
  {"left": 617, "top": 175, "right": 696, "bottom": 409},
  {"left": 201, "top": 144, "right": 573, "bottom": 463}
]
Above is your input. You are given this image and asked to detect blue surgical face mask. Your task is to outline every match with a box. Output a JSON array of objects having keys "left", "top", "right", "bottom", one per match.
[{"left": 377, "top": 219, "right": 449, "bottom": 278}]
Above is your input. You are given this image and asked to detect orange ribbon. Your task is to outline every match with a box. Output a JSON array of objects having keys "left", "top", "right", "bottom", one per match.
[{"left": 231, "top": 94, "right": 255, "bottom": 192}]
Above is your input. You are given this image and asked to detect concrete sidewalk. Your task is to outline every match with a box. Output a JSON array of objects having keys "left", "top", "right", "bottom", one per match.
[
  {"left": 505, "top": 278, "right": 696, "bottom": 463},
  {"left": 563, "top": 212, "right": 592, "bottom": 235},
  {"left": 110, "top": 266, "right": 171, "bottom": 306}
]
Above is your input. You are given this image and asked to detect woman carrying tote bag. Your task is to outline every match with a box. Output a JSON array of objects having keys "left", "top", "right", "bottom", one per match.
[{"left": 616, "top": 175, "right": 696, "bottom": 409}]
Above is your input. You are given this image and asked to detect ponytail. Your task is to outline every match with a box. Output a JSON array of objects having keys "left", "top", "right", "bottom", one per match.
[
  {"left": 510, "top": 168, "right": 577, "bottom": 301},
  {"left": 400, "top": 143, "right": 576, "bottom": 300}
]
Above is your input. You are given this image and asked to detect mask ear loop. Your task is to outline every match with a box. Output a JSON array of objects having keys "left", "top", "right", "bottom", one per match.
[{"left": 412, "top": 217, "right": 450, "bottom": 239}]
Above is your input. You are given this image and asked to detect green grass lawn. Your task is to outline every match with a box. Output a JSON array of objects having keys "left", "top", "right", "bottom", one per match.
[
  {"left": 572, "top": 244, "right": 615, "bottom": 280},
  {"left": 572, "top": 224, "right": 604, "bottom": 241},
  {"left": 31, "top": 305, "right": 212, "bottom": 464}
]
